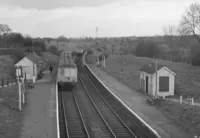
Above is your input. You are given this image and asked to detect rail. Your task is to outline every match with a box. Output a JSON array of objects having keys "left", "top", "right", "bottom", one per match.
[
  {"left": 58, "top": 91, "right": 69, "bottom": 138},
  {"left": 85, "top": 71, "right": 137, "bottom": 137},
  {"left": 60, "top": 89, "right": 89, "bottom": 138},
  {"left": 78, "top": 74, "right": 116, "bottom": 138},
  {"left": 77, "top": 56, "right": 137, "bottom": 138},
  {"left": 84, "top": 63, "right": 161, "bottom": 138},
  {"left": 72, "top": 91, "right": 90, "bottom": 138}
]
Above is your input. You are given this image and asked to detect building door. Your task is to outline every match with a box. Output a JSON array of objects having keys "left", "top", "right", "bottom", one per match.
[{"left": 146, "top": 76, "right": 148, "bottom": 94}]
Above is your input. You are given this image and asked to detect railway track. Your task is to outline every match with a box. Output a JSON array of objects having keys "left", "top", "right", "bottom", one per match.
[
  {"left": 75, "top": 83, "right": 115, "bottom": 138},
  {"left": 58, "top": 90, "right": 89, "bottom": 138},
  {"left": 76, "top": 57, "right": 137, "bottom": 138},
  {"left": 58, "top": 91, "right": 68, "bottom": 138},
  {"left": 78, "top": 55, "right": 160, "bottom": 138}
]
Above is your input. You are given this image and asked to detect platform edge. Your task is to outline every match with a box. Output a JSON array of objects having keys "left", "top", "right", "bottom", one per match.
[
  {"left": 56, "top": 81, "right": 60, "bottom": 138},
  {"left": 85, "top": 64, "right": 161, "bottom": 138}
]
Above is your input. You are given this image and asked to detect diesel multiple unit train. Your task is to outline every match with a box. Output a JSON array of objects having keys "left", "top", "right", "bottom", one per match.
[
  {"left": 76, "top": 45, "right": 84, "bottom": 56},
  {"left": 57, "top": 51, "right": 78, "bottom": 90}
]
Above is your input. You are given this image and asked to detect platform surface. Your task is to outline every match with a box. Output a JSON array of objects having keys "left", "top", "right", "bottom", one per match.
[
  {"left": 20, "top": 70, "right": 57, "bottom": 138},
  {"left": 88, "top": 64, "right": 192, "bottom": 138}
]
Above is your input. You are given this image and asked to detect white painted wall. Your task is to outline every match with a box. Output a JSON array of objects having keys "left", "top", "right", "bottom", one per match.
[
  {"left": 140, "top": 67, "right": 175, "bottom": 98},
  {"left": 154, "top": 67, "right": 175, "bottom": 97},
  {"left": 15, "top": 57, "right": 37, "bottom": 82}
]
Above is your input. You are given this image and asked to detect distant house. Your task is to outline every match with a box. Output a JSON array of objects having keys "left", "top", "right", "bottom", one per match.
[
  {"left": 139, "top": 63, "right": 176, "bottom": 98},
  {"left": 15, "top": 52, "right": 44, "bottom": 83}
]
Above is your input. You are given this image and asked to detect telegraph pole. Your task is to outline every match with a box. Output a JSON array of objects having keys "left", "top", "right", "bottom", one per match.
[
  {"left": 96, "top": 27, "right": 98, "bottom": 38},
  {"left": 95, "top": 27, "right": 98, "bottom": 47},
  {"left": 120, "top": 38, "right": 124, "bottom": 80},
  {"left": 32, "top": 39, "right": 35, "bottom": 53}
]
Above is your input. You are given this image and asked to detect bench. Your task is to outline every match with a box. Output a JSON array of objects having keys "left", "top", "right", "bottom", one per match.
[{"left": 146, "top": 95, "right": 154, "bottom": 105}]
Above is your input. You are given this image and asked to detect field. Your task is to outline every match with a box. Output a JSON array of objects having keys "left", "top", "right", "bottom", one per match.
[
  {"left": 0, "top": 55, "right": 15, "bottom": 84},
  {"left": 103, "top": 55, "right": 200, "bottom": 102},
  {"left": 100, "top": 55, "right": 200, "bottom": 135},
  {"left": 0, "top": 86, "right": 22, "bottom": 138},
  {"left": 155, "top": 99, "right": 200, "bottom": 135}
]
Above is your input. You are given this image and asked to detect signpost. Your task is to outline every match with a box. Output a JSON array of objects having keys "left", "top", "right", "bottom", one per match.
[
  {"left": 16, "top": 66, "right": 22, "bottom": 111},
  {"left": 15, "top": 66, "right": 27, "bottom": 111}
]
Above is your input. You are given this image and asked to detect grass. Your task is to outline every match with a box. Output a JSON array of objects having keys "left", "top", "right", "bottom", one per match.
[
  {"left": 0, "top": 55, "right": 15, "bottom": 85},
  {"left": 104, "top": 55, "right": 200, "bottom": 102},
  {"left": 155, "top": 99, "right": 200, "bottom": 135},
  {"left": 101, "top": 55, "right": 200, "bottom": 135},
  {"left": 0, "top": 85, "right": 22, "bottom": 138}
]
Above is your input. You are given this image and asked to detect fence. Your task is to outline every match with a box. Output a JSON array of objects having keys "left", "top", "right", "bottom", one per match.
[
  {"left": 0, "top": 77, "right": 17, "bottom": 88},
  {"left": 0, "top": 79, "right": 27, "bottom": 111}
]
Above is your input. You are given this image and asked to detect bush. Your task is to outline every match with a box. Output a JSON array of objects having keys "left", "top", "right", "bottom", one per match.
[
  {"left": 10, "top": 49, "right": 26, "bottom": 63},
  {"left": 87, "top": 49, "right": 93, "bottom": 55},
  {"left": 46, "top": 46, "right": 60, "bottom": 56},
  {"left": 190, "top": 44, "right": 200, "bottom": 66},
  {"left": 96, "top": 47, "right": 102, "bottom": 52},
  {"left": 191, "top": 53, "right": 200, "bottom": 66},
  {"left": 135, "top": 40, "right": 160, "bottom": 58}
]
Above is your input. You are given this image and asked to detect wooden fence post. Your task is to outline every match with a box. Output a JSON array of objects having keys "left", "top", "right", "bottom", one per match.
[
  {"left": 2, "top": 77, "right": 4, "bottom": 87},
  {"left": 7, "top": 76, "right": 9, "bottom": 86},
  {"left": 18, "top": 82, "right": 22, "bottom": 111},
  {"left": 180, "top": 95, "right": 182, "bottom": 104},
  {"left": 191, "top": 97, "right": 194, "bottom": 106}
]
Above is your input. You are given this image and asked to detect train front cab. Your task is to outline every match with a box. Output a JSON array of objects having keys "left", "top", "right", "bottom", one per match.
[{"left": 58, "top": 81, "right": 76, "bottom": 91}]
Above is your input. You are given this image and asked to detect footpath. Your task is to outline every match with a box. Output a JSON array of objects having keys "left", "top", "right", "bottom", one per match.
[
  {"left": 20, "top": 70, "right": 57, "bottom": 138},
  {"left": 88, "top": 64, "right": 192, "bottom": 138}
]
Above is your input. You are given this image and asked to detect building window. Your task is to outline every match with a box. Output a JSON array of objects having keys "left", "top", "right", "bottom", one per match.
[{"left": 159, "top": 76, "right": 169, "bottom": 92}]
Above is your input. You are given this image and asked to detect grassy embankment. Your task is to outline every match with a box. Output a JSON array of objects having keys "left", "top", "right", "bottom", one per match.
[{"left": 100, "top": 55, "right": 200, "bottom": 135}]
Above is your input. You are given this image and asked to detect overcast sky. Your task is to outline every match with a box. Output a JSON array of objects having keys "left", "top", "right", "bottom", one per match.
[{"left": 0, "top": 0, "right": 197, "bottom": 38}]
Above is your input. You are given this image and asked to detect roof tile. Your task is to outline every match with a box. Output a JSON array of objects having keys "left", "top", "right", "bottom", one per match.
[{"left": 140, "top": 63, "right": 165, "bottom": 74}]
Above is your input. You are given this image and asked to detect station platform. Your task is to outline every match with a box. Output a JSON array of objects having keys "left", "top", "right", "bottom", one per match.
[
  {"left": 88, "top": 64, "right": 191, "bottom": 138},
  {"left": 20, "top": 70, "right": 58, "bottom": 138}
]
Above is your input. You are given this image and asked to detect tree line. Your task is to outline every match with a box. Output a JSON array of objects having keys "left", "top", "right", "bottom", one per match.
[
  {"left": 0, "top": 24, "right": 46, "bottom": 62},
  {"left": 132, "top": 2, "right": 200, "bottom": 66}
]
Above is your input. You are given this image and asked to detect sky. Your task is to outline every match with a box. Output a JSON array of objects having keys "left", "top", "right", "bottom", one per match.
[{"left": 0, "top": 0, "right": 198, "bottom": 38}]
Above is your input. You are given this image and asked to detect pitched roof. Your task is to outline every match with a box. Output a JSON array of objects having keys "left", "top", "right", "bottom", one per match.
[
  {"left": 15, "top": 56, "right": 33, "bottom": 66},
  {"left": 140, "top": 63, "right": 165, "bottom": 74}
]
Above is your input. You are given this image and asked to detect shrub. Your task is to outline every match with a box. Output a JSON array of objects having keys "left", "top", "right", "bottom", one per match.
[
  {"left": 46, "top": 46, "right": 60, "bottom": 56},
  {"left": 135, "top": 40, "right": 160, "bottom": 58},
  {"left": 87, "top": 49, "right": 93, "bottom": 55},
  {"left": 10, "top": 49, "right": 26, "bottom": 63}
]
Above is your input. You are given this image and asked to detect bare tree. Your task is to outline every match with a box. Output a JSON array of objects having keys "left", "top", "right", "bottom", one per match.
[
  {"left": 179, "top": 2, "right": 200, "bottom": 44},
  {"left": 163, "top": 25, "right": 178, "bottom": 48},
  {"left": 0, "top": 24, "right": 11, "bottom": 36},
  {"left": 0, "top": 24, "right": 12, "bottom": 47}
]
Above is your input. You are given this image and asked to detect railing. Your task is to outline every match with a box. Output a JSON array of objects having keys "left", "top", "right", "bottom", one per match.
[{"left": 0, "top": 76, "right": 17, "bottom": 88}]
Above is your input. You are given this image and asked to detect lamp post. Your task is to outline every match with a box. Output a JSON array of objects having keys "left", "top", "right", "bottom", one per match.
[
  {"left": 120, "top": 38, "right": 124, "bottom": 80},
  {"left": 155, "top": 59, "right": 158, "bottom": 99}
]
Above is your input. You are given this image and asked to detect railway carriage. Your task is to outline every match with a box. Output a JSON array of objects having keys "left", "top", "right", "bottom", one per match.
[{"left": 57, "top": 51, "right": 77, "bottom": 90}]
